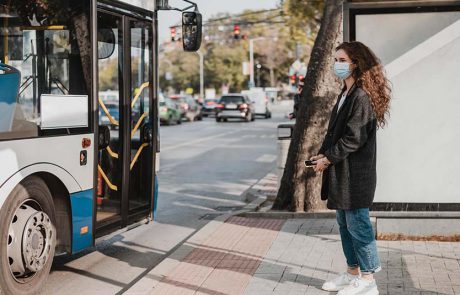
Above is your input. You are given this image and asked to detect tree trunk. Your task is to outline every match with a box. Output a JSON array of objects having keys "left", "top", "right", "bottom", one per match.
[{"left": 273, "top": 0, "right": 343, "bottom": 212}]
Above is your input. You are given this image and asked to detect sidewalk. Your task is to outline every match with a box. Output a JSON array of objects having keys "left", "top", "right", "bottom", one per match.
[{"left": 126, "top": 174, "right": 460, "bottom": 295}]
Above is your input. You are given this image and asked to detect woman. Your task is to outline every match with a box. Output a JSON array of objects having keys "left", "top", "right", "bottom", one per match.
[
  {"left": 310, "top": 41, "right": 391, "bottom": 295},
  {"left": 288, "top": 77, "right": 305, "bottom": 120}
]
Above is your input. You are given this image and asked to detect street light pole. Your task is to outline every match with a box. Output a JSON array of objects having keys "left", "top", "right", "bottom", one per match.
[
  {"left": 249, "top": 37, "right": 276, "bottom": 89},
  {"left": 195, "top": 51, "right": 204, "bottom": 98},
  {"left": 249, "top": 39, "right": 255, "bottom": 88}
]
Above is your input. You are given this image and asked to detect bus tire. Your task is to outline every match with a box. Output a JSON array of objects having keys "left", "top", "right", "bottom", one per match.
[{"left": 0, "top": 176, "right": 56, "bottom": 295}]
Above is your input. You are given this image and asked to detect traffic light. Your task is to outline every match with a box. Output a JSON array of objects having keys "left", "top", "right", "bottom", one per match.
[
  {"left": 290, "top": 74, "right": 296, "bottom": 85},
  {"left": 170, "top": 27, "right": 177, "bottom": 42},
  {"left": 233, "top": 24, "right": 240, "bottom": 40}
]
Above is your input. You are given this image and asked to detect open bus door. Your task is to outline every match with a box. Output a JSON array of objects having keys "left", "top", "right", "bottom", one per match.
[{"left": 95, "top": 3, "right": 155, "bottom": 236}]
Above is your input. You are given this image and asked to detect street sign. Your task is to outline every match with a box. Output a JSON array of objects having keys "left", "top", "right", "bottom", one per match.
[
  {"left": 291, "top": 59, "right": 302, "bottom": 72},
  {"left": 242, "top": 61, "right": 250, "bottom": 76}
]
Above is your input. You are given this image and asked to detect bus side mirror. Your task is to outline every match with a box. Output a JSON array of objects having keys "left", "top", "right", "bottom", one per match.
[
  {"left": 182, "top": 11, "right": 202, "bottom": 52},
  {"left": 98, "top": 29, "right": 116, "bottom": 60}
]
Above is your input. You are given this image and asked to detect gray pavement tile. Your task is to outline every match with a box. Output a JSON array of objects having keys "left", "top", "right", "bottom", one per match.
[
  {"left": 434, "top": 273, "right": 453, "bottom": 283},
  {"left": 437, "top": 287, "right": 455, "bottom": 295},
  {"left": 255, "top": 264, "right": 286, "bottom": 275},
  {"left": 247, "top": 219, "right": 460, "bottom": 295},
  {"left": 419, "top": 284, "right": 439, "bottom": 293}
]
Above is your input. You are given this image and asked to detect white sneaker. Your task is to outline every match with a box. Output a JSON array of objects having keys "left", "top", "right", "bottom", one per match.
[
  {"left": 322, "top": 272, "right": 359, "bottom": 292},
  {"left": 337, "top": 277, "right": 379, "bottom": 295}
]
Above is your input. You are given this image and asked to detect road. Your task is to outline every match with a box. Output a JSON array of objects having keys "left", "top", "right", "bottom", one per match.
[{"left": 42, "top": 101, "right": 293, "bottom": 295}]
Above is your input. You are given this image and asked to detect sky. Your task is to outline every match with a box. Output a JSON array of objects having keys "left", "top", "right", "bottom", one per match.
[{"left": 158, "top": 0, "right": 280, "bottom": 42}]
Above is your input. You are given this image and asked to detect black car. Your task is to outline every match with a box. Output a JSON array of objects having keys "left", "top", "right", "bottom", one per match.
[
  {"left": 215, "top": 94, "right": 255, "bottom": 122},
  {"left": 201, "top": 98, "right": 219, "bottom": 117}
]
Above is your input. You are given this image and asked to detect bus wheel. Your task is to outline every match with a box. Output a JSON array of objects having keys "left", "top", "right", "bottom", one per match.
[{"left": 0, "top": 176, "right": 56, "bottom": 295}]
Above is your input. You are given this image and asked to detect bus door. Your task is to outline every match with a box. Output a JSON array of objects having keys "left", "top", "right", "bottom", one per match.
[{"left": 96, "top": 8, "right": 154, "bottom": 234}]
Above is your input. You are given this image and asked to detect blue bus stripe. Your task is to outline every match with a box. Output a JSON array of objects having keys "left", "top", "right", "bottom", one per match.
[{"left": 70, "top": 189, "right": 93, "bottom": 253}]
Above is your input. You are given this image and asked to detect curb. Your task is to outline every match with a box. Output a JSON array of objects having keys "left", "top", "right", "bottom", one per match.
[
  {"left": 237, "top": 211, "right": 336, "bottom": 219},
  {"left": 124, "top": 191, "right": 267, "bottom": 294}
]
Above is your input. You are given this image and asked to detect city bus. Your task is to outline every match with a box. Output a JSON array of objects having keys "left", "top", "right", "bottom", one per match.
[{"left": 0, "top": 0, "right": 201, "bottom": 293}]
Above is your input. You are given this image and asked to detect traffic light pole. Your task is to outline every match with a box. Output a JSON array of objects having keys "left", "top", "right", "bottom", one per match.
[
  {"left": 249, "top": 37, "right": 277, "bottom": 89},
  {"left": 196, "top": 51, "right": 204, "bottom": 98},
  {"left": 249, "top": 39, "right": 255, "bottom": 88}
]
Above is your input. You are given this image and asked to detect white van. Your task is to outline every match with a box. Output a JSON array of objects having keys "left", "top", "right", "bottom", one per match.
[{"left": 242, "top": 88, "right": 271, "bottom": 118}]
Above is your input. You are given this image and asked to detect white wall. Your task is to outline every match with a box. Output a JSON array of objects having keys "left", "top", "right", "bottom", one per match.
[{"left": 356, "top": 13, "right": 460, "bottom": 203}]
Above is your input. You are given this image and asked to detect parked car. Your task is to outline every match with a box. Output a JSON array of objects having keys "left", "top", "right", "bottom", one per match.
[
  {"left": 215, "top": 94, "right": 255, "bottom": 122},
  {"left": 170, "top": 95, "right": 202, "bottom": 122},
  {"left": 160, "top": 95, "right": 182, "bottom": 125},
  {"left": 99, "top": 102, "right": 120, "bottom": 129},
  {"left": 201, "top": 98, "right": 219, "bottom": 117},
  {"left": 242, "top": 88, "right": 271, "bottom": 118}
]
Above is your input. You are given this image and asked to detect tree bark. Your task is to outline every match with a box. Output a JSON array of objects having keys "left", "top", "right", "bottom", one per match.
[{"left": 273, "top": 0, "right": 344, "bottom": 212}]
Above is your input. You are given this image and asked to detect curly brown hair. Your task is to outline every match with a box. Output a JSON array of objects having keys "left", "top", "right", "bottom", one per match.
[{"left": 336, "top": 42, "right": 391, "bottom": 128}]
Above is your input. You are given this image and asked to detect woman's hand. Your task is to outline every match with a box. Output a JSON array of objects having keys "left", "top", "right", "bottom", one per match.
[
  {"left": 310, "top": 154, "right": 325, "bottom": 161},
  {"left": 314, "top": 157, "right": 331, "bottom": 173}
]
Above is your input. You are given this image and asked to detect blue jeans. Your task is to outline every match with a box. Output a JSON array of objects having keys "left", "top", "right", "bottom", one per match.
[{"left": 336, "top": 208, "right": 381, "bottom": 273}]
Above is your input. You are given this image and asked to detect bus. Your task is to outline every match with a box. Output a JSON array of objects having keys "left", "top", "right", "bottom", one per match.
[{"left": 0, "top": 0, "right": 201, "bottom": 293}]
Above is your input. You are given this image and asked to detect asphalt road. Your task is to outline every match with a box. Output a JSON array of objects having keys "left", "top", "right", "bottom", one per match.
[{"left": 42, "top": 101, "right": 293, "bottom": 295}]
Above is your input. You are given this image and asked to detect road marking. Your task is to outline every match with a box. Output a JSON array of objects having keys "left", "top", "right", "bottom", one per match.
[
  {"left": 162, "top": 130, "right": 237, "bottom": 152},
  {"left": 255, "top": 154, "right": 277, "bottom": 163}
]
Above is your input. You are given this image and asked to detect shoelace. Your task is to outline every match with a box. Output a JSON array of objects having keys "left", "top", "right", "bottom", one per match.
[{"left": 350, "top": 277, "right": 360, "bottom": 288}]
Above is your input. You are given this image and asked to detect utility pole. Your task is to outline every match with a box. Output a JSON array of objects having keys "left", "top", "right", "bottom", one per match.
[
  {"left": 249, "top": 37, "right": 277, "bottom": 89},
  {"left": 196, "top": 51, "right": 204, "bottom": 98},
  {"left": 249, "top": 39, "right": 255, "bottom": 88}
]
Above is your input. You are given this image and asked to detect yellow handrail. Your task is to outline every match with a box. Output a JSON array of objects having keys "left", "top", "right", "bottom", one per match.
[
  {"left": 130, "top": 143, "right": 149, "bottom": 170},
  {"left": 131, "top": 82, "right": 150, "bottom": 108},
  {"left": 131, "top": 112, "right": 148, "bottom": 139},
  {"left": 98, "top": 165, "right": 118, "bottom": 191},
  {"left": 20, "top": 25, "right": 66, "bottom": 31},
  {"left": 3, "top": 12, "right": 9, "bottom": 64},
  {"left": 98, "top": 98, "right": 119, "bottom": 126},
  {"left": 106, "top": 146, "right": 119, "bottom": 159}
]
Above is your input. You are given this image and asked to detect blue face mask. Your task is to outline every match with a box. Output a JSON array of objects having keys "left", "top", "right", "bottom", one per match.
[{"left": 334, "top": 62, "right": 353, "bottom": 80}]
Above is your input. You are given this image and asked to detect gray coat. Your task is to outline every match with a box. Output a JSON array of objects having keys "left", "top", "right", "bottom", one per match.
[{"left": 318, "top": 85, "right": 377, "bottom": 210}]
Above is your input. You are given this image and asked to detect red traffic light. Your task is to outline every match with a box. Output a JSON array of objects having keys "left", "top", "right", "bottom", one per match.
[
  {"left": 290, "top": 74, "right": 296, "bottom": 84},
  {"left": 170, "top": 27, "right": 177, "bottom": 42},
  {"left": 233, "top": 24, "right": 241, "bottom": 39}
]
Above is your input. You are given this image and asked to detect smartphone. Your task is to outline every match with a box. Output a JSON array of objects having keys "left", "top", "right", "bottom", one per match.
[{"left": 304, "top": 160, "right": 316, "bottom": 168}]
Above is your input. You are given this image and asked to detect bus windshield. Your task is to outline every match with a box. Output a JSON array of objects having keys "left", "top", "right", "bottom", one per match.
[{"left": 0, "top": 0, "right": 91, "bottom": 140}]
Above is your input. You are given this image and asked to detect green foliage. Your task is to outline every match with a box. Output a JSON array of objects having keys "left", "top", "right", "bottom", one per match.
[
  {"left": 283, "top": 0, "right": 324, "bottom": 44},
  {"left": 159, "top": 5, "right": 322, "bottom": 95}
]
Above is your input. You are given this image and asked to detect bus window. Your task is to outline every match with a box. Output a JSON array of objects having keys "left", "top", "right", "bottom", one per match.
[
  {"left": 0, "top": 0, "right": 91, "bottom": 140},
  {"left": 97, "top": 12, "right": 123, "bottom": 223},
  {"left": 129, "top": 20, "right": 153, "bottom": 213}
]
